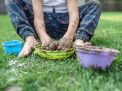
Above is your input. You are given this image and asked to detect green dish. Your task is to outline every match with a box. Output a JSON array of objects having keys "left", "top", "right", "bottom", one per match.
[{"left": 34, "top": 44, "right": 75, "bottom": 60}]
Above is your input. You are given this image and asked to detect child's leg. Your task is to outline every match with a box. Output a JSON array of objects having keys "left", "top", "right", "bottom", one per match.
[
  {"left": 44, "top": 13, "right": 69, "bottom": 39},
  {"left": 76, "top": 0, "right": 102, "bottom": 42},
  {"left": 5, "top": 0, "right": 37, "bottom": 41},
  {"left": 44, "top": 13, "right": 71, "bottom": 50},
  {"left": 5, "top": 0, "right": 38, "bottom": 57}
]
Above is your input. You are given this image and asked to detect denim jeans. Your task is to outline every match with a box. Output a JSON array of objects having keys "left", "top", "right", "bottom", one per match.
[{"left": 5, "top": 0, "right": 102, "bottom": 42}]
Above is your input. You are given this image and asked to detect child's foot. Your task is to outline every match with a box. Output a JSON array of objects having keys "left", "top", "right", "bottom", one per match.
[
  {"left": 74, "top": 39, "right": 85, "bottom": 47},
  {"left": 74, "top": 39, "right": 92, "bottom": 47},
  {"left": 18, "top": 36, "right": 38, "bottom": 58}
]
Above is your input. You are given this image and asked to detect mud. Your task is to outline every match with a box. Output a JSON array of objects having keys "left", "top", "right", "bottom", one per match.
[
  {"left": 48, "top": 41, "right": 59, "bottom": 51},
  {"left": 41, "top": 41, "right": 72, "bottom": 51}
]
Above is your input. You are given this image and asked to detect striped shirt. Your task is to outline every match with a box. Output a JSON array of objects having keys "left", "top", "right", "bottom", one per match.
[
  {"left": 28, "top": 0, "right": 68, "bottom": 13},
  {"left": 42, "top": 0, "right": 68, "bottom": 13}
]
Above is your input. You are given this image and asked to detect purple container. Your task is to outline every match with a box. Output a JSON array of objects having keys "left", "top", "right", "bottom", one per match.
[{"left": 75, "top": 46, "right": 119, "bottom": 70}]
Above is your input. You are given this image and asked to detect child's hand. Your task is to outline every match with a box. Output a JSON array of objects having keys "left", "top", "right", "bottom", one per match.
[
  {"left": 48, "top": 41, "right": 59, "bottom": 51},
  {"left": 41, "top": 36, "right": 53, "bottom": 50},
  {"left": 57, "top": 37, "right": 73, "bottom": 50}
]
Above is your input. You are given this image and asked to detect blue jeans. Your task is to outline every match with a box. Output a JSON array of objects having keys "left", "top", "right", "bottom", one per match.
[{"left": 5, "top": 0, "right": 102, "bottom": 42}]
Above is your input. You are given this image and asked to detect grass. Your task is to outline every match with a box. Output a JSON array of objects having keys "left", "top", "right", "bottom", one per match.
[{"left": 0, "top": 12, "right": 122, "bottom": 91}]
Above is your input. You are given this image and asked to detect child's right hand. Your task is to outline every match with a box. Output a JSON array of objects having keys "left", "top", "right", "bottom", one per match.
[{"left": 41, "top": 36, "right": 53, "bottom": 50}]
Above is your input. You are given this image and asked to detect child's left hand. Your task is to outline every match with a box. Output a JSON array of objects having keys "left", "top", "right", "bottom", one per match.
[{"left": 57, "top": 37, "right": 73, "bottom": 50}]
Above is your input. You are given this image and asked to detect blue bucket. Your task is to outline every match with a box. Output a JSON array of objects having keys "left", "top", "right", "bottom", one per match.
[{"left": 2, "top": 40, "right": 22, "bottom": 55}]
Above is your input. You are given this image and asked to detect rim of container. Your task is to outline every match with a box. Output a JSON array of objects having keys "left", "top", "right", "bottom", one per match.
[
  {"left": 35, "top": 44, "right": 74, "bottom": 52},
  {"left": 2, "top": 40, "right": 22, "bottom": 46},
  {"left": 75, "top": 46, "right": 120, "bottom": 54}
]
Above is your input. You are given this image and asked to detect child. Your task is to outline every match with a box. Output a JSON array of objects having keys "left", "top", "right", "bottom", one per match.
[{"left": 5, "top": 0, "right": 102, "bottom": 57}]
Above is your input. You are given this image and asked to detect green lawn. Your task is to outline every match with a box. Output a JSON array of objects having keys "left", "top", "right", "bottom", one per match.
[{"left": 0, "top": 12, "right": 122, "bottom": 91}]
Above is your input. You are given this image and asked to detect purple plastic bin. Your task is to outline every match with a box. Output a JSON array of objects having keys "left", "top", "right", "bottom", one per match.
[{"left": 75, "top": 46, "right": 119, "bottom": 70}]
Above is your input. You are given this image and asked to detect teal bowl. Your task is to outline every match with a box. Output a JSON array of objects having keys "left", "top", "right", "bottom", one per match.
[{"left": 2, "top": 40, "right": 22, "bottom": 55}]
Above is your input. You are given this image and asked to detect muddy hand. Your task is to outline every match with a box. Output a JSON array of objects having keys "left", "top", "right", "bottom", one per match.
[
  {"left": 48, "top": 41, "right": 59, "bottom": 51},
  {"left": 41, "top": 37, "right": 53, "bottom": 50},
  {"left": 57, "top": 37, "right": 73, "bottom": 50}
]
